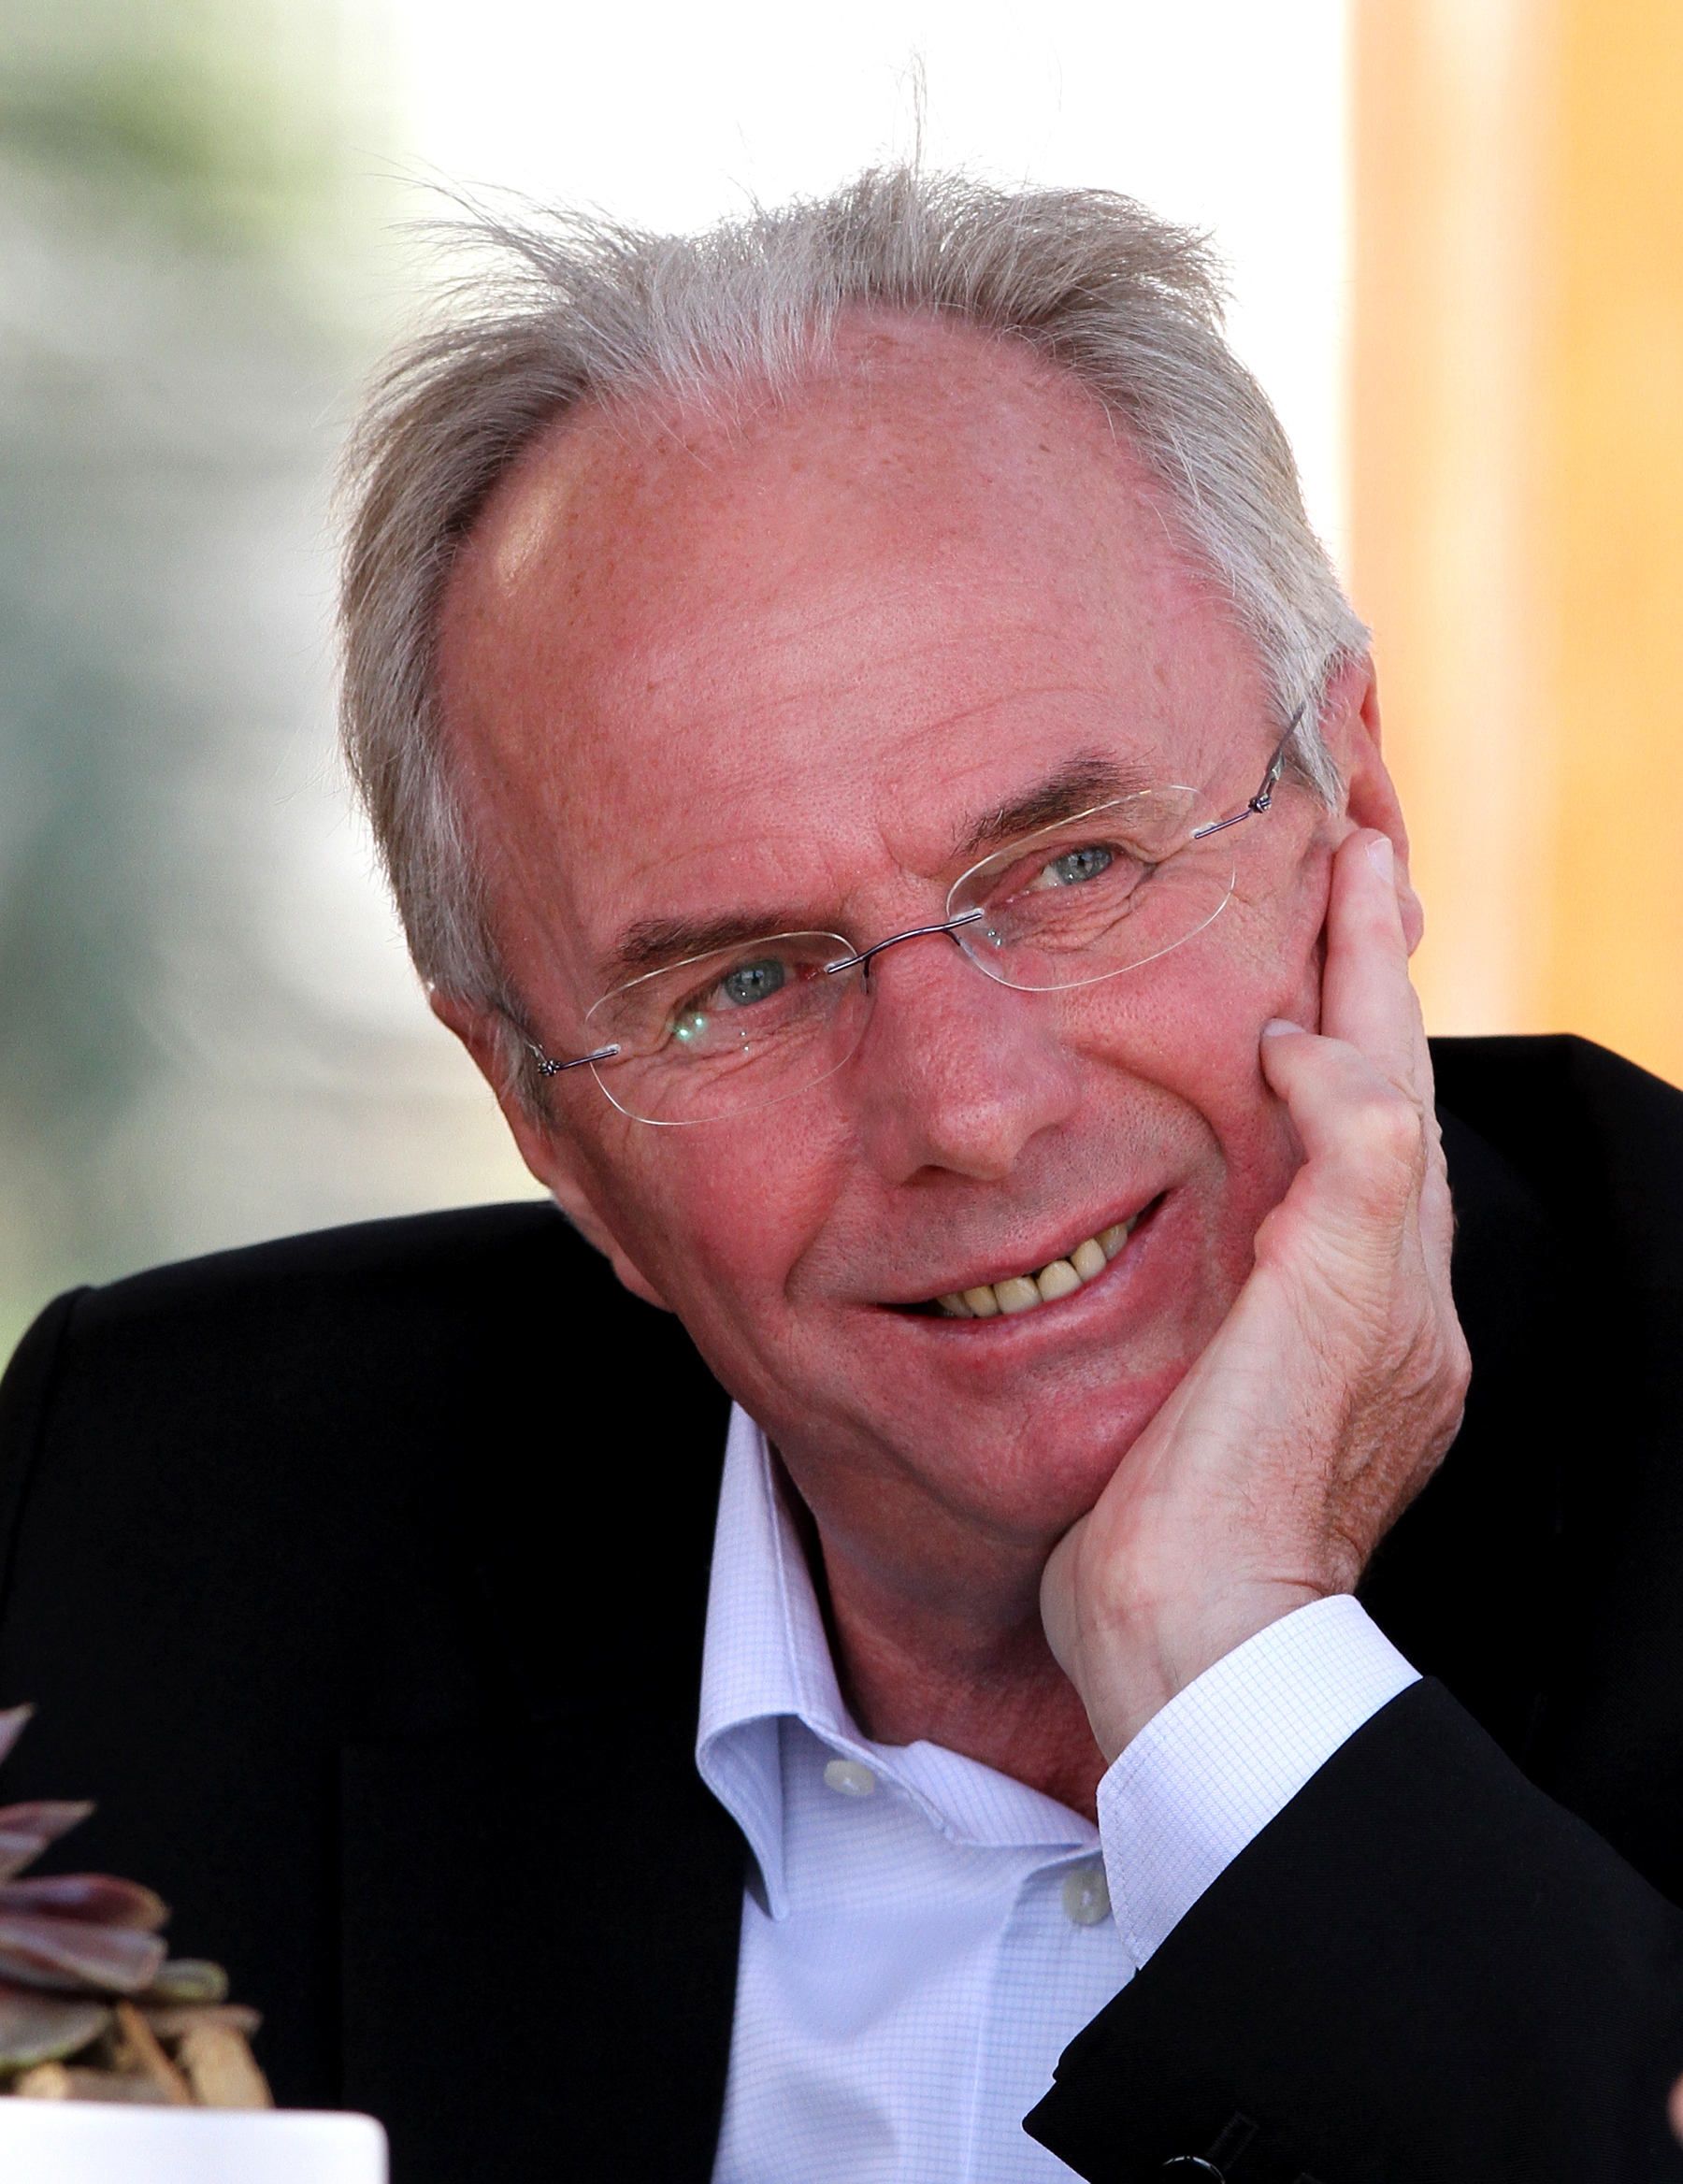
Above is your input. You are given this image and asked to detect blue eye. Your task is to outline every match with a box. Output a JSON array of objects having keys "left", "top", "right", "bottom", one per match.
[
  {"left": 1045, "top": 845, "right": 1114, "bottom": 886},
  {"left": 721, "top": 956, "right": 788, "bottom": 1006}
]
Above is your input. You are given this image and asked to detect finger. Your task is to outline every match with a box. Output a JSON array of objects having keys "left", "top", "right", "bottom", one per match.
[
  {"left": 1392, "top": 961, "right": 1460, "bottom": 1320},
  {"left": 1320, "top": 830, "right": 1414, "bottom": 1091},
  {"left": 1409, "top": 977, "right": 1457, "bottom": 1286},
  {"left": 1259, "top": 1020, "right": 1424, "bottom": 1215}
]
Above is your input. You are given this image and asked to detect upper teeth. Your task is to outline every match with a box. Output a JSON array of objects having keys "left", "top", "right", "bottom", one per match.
[{"left": 935, "top": 1215, "right": 1141, "bottom": 1320}]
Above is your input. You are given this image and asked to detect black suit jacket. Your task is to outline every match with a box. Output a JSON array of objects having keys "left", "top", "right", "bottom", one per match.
[{"left": 1, "top": 1034, "right": 1681, "bottom": 2181}]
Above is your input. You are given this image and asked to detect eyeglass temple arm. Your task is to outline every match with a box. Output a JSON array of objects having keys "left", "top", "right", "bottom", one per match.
[
  {"left": 527, "top": 1040, "right": 621, "bottom": 1080},
  {"left": 1187, "top": 697, "right": 1309, "bottom": 843}
]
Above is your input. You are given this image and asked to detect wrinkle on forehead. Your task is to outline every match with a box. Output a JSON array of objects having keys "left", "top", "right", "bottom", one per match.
[
  {"left": 435, "top": 309, "right": 1266, "bottom": 998},
  {"left": 456, "top": 309, "right": 1150, "bottom": 623}
]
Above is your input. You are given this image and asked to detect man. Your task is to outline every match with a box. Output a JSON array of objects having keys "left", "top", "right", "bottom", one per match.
[{"left": 3, "top": 166, "right": 1682, "bottom": 2180}]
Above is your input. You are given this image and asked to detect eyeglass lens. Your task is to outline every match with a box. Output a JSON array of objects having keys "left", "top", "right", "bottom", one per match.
[{"left": 579, "top": 777, "right": 1256, "bottom": 1126}]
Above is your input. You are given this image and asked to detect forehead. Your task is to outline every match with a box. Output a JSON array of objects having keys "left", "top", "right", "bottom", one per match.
[{"left": 436, "top": 314, "right": 1264, "bottom": 975}]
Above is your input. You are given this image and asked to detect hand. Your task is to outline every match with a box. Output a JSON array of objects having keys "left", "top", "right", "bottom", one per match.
[{"left": 1041, "top": 829, "right": 1471, "bottom": 1760}]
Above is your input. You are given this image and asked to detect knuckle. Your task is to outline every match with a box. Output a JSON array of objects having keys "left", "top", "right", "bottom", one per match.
[
  {"left": 1337, "top": 1085, "right": 1426, "bottom": 1201},
  {"left": 1359, "top": 1087, "right": 1423, "bottom": 1163}
]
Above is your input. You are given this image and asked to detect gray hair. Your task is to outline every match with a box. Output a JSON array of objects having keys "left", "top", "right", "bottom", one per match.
[{"left": 338, "top": 162, "right": 1368, "bottom": 1109}]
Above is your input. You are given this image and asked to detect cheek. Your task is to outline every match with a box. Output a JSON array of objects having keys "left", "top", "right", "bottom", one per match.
[
  {"left": 1071, "top": 885, "right": 1320, "bottom": 1233},
  {"left": 1178, "top": 895, "right": 1325, "bottom": 1218},
  {"left": 1073, "top": 932, "right": 1278, "bottom": 1116},
  {"left": 1190, "top": 840, "right": 1333, "bottom": 1056},
  {"left": 584, "top": 1100, "right": 850, "bottom": 1314}
]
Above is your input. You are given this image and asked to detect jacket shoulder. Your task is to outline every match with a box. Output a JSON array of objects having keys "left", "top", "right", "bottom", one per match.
[
  {"left": 10, "top": 1198, "right": 579, "bottom": 1342},
  {"left": 0, "top": 1200, "right": 734, "bottom": 2118},
  {"left": 1414, "top": 1034, "right": 1683, "bottom": 1899},
  {"left": 1431, "top": 1032, "right": 1683, "bottom": 1282},
  {"left": 0, "top": 1198, "right": 730, "bottom": 1726}
]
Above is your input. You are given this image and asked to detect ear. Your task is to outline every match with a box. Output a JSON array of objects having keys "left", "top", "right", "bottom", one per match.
[
  {"left": 429, "top": 989, "right": 676, "bottom": 1312},
  {"left": 1319, "top": 655, "right": 1425, "bottom": 955}
]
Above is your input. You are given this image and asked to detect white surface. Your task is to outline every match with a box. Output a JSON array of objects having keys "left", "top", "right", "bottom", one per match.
[
  {"left": 697, "top": 1407, "right": 1414, "bottom": 2180},
  {"left": 0, "top": 2104, "right": 387, "bottom": 2184},
  {"left": 393, "top": 0, "right": 1354, "bottom": 580}
]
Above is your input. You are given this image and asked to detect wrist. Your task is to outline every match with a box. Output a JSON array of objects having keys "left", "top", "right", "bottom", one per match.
[{"left": 1080, "top": 1574, "right": 1325, "bottom": 1760}]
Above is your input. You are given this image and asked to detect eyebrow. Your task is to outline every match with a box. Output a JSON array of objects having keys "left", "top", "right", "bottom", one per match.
[
  {"left": 954, "top": 752, "right": 1154, "bottom": 857},
  {"left": 600, "top": 752, "right": 1156, "bottom": 984},
  {"left": 605, "top": 909, "right": 820, "bottom": 984}
]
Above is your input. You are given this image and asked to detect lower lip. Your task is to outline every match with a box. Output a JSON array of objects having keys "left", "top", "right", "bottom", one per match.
[{"left": 899, "top": 1194, "right": 1169, "bottom": 1330}]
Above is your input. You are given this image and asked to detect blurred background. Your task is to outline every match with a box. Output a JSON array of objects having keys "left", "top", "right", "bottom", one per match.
[{"left": 0, "top": 0, "right": 1677, "bottom": 1361}]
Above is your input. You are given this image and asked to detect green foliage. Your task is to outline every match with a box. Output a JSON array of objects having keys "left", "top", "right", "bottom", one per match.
[{"left": 0, "top": 0, "right": 389, "bottom": 249}]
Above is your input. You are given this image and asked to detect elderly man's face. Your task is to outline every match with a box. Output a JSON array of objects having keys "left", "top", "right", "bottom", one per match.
[{"left": 438, "top": 317, "right": 1394, "bottom": 1587}]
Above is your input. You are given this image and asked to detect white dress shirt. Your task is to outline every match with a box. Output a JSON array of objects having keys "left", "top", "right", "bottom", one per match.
[{"left": 699, "top": 1404, "right": 1418, "bottom": 2182}]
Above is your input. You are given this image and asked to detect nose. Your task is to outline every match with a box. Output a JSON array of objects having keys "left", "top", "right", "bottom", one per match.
[{"left": 848, "top": 932, "right": 1081, "bottom": 1184}]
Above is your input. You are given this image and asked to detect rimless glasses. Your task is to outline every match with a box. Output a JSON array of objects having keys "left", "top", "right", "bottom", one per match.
[{"left": 526, "top": 707, "right": 1305, "bottom": 1127}]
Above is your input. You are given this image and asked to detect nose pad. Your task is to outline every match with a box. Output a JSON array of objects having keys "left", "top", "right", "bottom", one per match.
[{"left": 851, "top": 932, "right": 1080, "bottom": 1182}]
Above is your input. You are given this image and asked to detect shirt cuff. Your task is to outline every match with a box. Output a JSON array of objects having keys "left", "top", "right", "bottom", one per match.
[{"left": 1096, "top": 1593, "right": 1418, "bottom": 1971}]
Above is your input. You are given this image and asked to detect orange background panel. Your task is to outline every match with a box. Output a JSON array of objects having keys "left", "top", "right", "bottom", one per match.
[{"left": 1350, "top": 0, "right": 1683, "bottom": 1084}]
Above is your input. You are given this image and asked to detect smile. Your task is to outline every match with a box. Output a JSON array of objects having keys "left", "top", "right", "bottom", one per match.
[{"left": 921, "top": 1198, "right": 1162, "bottom": 1320}]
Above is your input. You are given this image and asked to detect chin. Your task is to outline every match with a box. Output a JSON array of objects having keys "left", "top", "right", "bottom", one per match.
[{"left": 785, "top": 1312, "right": 1194, "bottom": 1550}]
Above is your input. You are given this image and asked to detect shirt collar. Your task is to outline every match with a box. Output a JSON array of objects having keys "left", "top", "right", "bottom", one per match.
[{"left": 697, "top": 1403, "right": 1097, "bottom": 1917}]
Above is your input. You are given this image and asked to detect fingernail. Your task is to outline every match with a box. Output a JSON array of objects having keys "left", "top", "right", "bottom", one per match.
[
  {"left": 1367, "top": 834, "right": 1395, "bottom": 883},
  {"left": 1260, "top": 1017, "right": 1302, "bottom": 1039}
]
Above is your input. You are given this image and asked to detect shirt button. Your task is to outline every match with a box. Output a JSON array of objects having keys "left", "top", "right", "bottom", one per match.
[
  {"left": 823, "top": 1758, "right": 877, "bottom": 1798},
  {"left": 1061, "top": 1862, "right": 1111, "bottom": 1925}
]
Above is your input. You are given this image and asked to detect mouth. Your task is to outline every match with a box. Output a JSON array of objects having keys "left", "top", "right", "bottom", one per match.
[{"left": 900, "top": 1194, "right": 1166, "bottom": 1321}]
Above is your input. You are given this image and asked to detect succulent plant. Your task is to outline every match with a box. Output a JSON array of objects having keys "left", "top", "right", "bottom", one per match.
[{"left": 0, "top": 1704, "right": 268, "bottom": 2105}]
